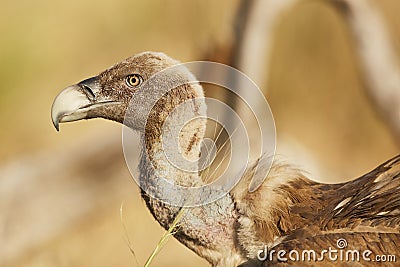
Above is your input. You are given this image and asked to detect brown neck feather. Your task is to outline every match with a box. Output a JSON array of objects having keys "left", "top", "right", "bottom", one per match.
[{"left": 138, "top": 84, "right": 245, "bottom": 266}]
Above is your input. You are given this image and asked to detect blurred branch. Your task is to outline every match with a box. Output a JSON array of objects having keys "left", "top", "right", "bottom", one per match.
[
  {"left": 203, "top": 0, "right": 324, "bottom": 177},
  {"left": 204, "top": 0, "right": 299, "bottom": 88},
  {"left": 233, "top": 0, "right": 302, "bottom": 163},
  {"left": 213, "top": 0, "right": 299, "bottom": 126},
  {"left": 331, "top": 0, "right": 400, "bottom": 145},
  {"left": 235, "top": 0, "right": 299, "bottom": 88}
]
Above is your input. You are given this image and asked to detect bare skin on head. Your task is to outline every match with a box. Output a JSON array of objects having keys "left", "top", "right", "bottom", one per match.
[{"left": 52, "top": 52, "right": 400, "bottom": 267}]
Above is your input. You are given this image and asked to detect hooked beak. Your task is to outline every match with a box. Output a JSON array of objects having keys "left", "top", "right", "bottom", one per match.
[{"left": 51, "top": 76, "right": 117, "bottom": 131}]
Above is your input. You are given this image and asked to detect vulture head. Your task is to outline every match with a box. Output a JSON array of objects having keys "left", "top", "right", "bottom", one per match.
[{"left": 51, "top": 52, "right": 205, "bottom": 132}]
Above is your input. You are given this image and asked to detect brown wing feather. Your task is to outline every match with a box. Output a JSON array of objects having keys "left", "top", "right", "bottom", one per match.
[
  {"left": 318, "top": 155, "right": 400, "bottom": 230},
  {"left": 233, "top": 155, "right": 400, "bottom": 262},
  {"left": 255, "top": 155, "right": 400, "bottom": 266},
  {"left": 286, "top": 155, "right": 400, "bottom": 232}
]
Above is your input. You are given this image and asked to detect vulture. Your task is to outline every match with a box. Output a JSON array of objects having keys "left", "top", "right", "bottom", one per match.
[{"left": 51, "top": 52, "right": 400, "bottom": 267}]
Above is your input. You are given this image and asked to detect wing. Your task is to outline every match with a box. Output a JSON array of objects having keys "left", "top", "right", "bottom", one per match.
[
  {"left": 234, "top": 155, "right": 400, "bottom": 263},
  {"left": 317, "top": 155, "right": 400, "bottom": 231},
  {"left": 286, "top": 155, "right": 400, "bottom": 232}
]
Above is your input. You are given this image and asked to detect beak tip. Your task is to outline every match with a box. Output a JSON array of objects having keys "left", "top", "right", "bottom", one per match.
[{"left": 52, "top": 116, "right": 60, "bottom": 131}]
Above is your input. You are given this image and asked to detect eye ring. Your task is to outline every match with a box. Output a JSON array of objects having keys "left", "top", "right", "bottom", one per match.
[{"left": 126, "top": 74, "right": 143, "bottom": 87}]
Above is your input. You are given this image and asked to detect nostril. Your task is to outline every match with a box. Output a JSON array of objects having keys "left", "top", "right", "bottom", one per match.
[
  {"left": 78, "top": 76, "right": 99, "bottom": 102},
  {"left": 81, "top": 84, "right": 96, "bottom": 101}
]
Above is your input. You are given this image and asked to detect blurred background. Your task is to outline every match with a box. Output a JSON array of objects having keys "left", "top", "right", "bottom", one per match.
[{"left": 1, "top": 0, "right": 399, "bottom": 266}]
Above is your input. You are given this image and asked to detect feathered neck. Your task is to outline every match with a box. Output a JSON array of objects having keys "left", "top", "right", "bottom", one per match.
[
  {"left": 137, "top": 84, "right": 245, "bottom": 266},
  {"left": 142, "top": 83, "right": 206, "bottom": 187}
]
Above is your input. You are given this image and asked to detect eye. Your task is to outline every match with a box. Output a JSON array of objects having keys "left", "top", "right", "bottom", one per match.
[{"left": 125, "top": 74, "right": 142, "bottom": 87}]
